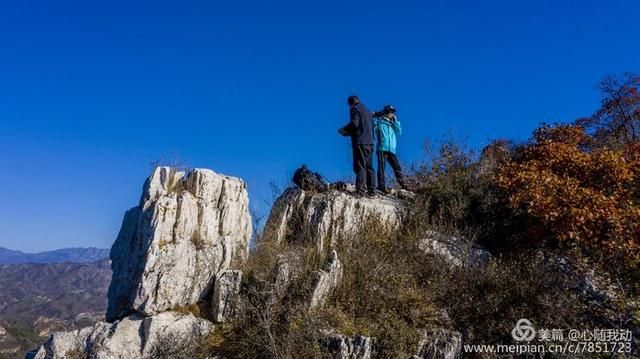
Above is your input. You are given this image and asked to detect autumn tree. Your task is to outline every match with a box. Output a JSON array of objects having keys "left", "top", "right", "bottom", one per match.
[
  {"left": 495, "top": 123, "right": 640, "bottom": 263},
  {"left": 577, "top": 72, "right": 640, "bottom": 148}
]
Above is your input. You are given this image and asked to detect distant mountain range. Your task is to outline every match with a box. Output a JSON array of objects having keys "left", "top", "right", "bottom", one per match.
[
  {"left": 0, "top": 259, "right": 111, "bottom": 358},
  {"left": 0, "top": 247, "right": 110, "bottom": 264}
]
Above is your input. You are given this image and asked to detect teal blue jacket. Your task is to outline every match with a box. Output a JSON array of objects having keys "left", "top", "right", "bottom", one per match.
[{"left": 374, "top": 116, "right": 402, "bottom": 153}]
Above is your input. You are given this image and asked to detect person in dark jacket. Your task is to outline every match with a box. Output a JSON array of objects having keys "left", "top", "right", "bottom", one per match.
[
  {"left": 338, "top": 95, "right": 376, "bottom": 196},
  {"left": 373, "top": 105, "right": 406, "bottom": 192}
]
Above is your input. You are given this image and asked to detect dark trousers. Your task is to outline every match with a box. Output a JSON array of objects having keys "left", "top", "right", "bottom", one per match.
[
  {"left": 353, "top": 144, "right": 376, "bottom": 193},
  {"left": 377, "top": 150, "right": 405, "bottom": 191}
]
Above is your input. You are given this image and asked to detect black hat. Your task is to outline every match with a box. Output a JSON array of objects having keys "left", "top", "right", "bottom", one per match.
[{"left": 382, "top": 105, "right": 396, "bottom": 114}]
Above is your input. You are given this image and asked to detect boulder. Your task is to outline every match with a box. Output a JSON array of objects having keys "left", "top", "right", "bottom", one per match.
[
  {"left": 211, "top": 270, "right": 243, "bottom": 323},
  {"left": 269, "top": 256, "right": 293, "bottom": 305},
  {"left": 107, "top": 166, "right": 252, "bottom": 321},
  {"left": 264, "top": 187, "right": 406, "bottom": 250},
  {"left": 412, "top": 329, "right": 462, "bottom": 359},
  {"left": 418, "top": 231, "right": 491, "bottom": 268},
  {"left": 326, "top": 334, "right": 374, "bottom": 359},
  {"left": 32, "top": 312, "right": 212, "bottom": 359},
  {"left": 309, "top": 250, "right": 342, "bottom": 309},
  {"left": 33, "top": 317, "right": 70, "bottom": 337}
]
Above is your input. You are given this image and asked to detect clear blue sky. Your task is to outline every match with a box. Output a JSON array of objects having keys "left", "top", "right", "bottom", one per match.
[{"left": 1, "top": 0, "right": 638, "bottom": 252}]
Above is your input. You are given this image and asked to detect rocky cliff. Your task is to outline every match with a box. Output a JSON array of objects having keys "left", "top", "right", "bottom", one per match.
[
  {"left": 31, "top": 167, "right": 252, "bottom": 358},
  {"left": 264, "top": 187, "right": 407, "bottom": 251},
  {"left": 107, "top": 166, "right": 252, "bottom": 321}
]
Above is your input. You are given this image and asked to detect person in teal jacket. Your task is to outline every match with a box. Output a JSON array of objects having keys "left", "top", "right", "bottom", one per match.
[{"left": 374, "top": 105, "right": 407, "bottom": 192}]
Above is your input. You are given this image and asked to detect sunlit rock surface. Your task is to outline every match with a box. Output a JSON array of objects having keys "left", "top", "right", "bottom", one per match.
[
  {"left": 107, "top": 166, "right": 252, "bottom": 321},
  {"left": 264, "top": 188, "right": 407, "bottom": 251}
]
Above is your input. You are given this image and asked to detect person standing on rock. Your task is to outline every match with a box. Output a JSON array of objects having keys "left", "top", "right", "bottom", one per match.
[
  {"left": 373, "top": 105, "right": 407, "bottom": 193},
  {"left": 338, "top": 95, "right": 377, "bottom": 196}
]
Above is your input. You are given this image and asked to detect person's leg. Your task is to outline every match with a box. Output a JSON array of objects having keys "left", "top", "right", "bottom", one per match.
[
  {"left": 386, "top": 152, "right": 406, "bottom": 188},
  {"left": 354, "top": 145, "right": 366, "bottom": 193},
  {"left": 363, "top": 145, "right": 376, "bottom": 193},
  {"left": 377, "top": 150, "right": 386, "bottom": 192}
]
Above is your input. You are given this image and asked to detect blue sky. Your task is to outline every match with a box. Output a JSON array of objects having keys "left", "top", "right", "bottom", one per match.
[{"left": 1, "top": 0, "right": 638, "bottom": 252}]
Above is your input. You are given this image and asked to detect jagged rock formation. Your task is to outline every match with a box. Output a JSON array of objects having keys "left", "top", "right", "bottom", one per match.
[
  {"left": 32, "top": 312, "right": 212, "bottom": 359},
  {"left": 309, "top": 250, "right": 343, "bottom": 309},
  {"left": 271, "top": 257, "right": 292, "bottom": 303},
  {"left": 264, "top": 188, "right": 407, "bottom": 250},
  {"left": 211, "top": 270, "right": 243, "bottom": 323},
  {"left": 418, "top": 230, "right": 491, "bottom": 268},
  {"left": 107, "top": 166, "right": 252, "bottom": 321},
  {"left": 33, "top": 317, "right": 70, "bottom": 337},
  {"left": 412, "top": 329, "right": 462, "bottom": 359},
  {"left": 31, "top": 167, "right": 252, "bottom": 359},
  {"left": 327, "top": 334, "right": 374, "bottom": 359}
]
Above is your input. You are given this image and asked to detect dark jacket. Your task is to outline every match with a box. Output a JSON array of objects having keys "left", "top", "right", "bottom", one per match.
[{"left": 341, "top": 102, "right": 374, "bottom": 145}]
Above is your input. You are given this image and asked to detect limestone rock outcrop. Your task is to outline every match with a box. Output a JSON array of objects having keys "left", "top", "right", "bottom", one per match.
[
  {"left": 211, "top": 270, "right": 243, "bottom": 323},
  {"left": 327, "top": 334, "right": 374, "bottom": 359},
  {"left": 412, "top": 329, "right": 462, "bottom": 359},
  {"left": 32, "top": 312, "right": 212, "bottom": 359},
  {"left": 31, "top": 167, "right": 252, "bottom": 359},
  {"left": 107, "top": 166, "right": 252, "bottom": 321},
  {"left": 309, "top": 250, "right": 343, "bottom": 309},
  {"left": 271, "top": 257, "right": 292, "bottom": 302},
  {"left": 418, "top": 231, "right": 491, "bottom": 268},
  {"left": 264, "top": 188, "right": 407, "bottom": 250}
]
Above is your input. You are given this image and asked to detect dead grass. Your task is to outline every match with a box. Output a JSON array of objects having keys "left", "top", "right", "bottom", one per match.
[
  {"left": 172, "top": 303, "right": 202, "bottom": 318},
  {"left": 322, "top": 217, "right": 437, "bottom": 357},
  {"left": 190, "top": 229, "right": 205, "bottom": 250}
]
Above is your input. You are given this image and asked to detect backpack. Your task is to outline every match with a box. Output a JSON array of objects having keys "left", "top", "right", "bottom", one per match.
[{"left": 292, "top": 165, "right": 329, "bottom": 193}]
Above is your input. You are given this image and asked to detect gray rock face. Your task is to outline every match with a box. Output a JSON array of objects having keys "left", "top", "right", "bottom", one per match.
[
  {"left": 327, "top": 334, "right": 374, "bottom": 359},
  {"left": 264, "top": 188, "right": 406, "bottom": 250},
  {"left": 269, "top": 256, "right": 293, "bottom": 305},
  {"left": 418, "top": 231, "right": 491, "bottom": 268},
  {"left": 309, "top": 250, "right": 343, "bottom": 309},
  {"left": 412, "top": 329, "right": 462, "bottom": 359},
  {"left": 107, "top": 166, "right": 252, "bottom": 321},
  {"left": 211, "top": 270, "right": 243, "bottom": 323},
  {"left": 32, "top": 312, "right": 212, "bottom": 359}
]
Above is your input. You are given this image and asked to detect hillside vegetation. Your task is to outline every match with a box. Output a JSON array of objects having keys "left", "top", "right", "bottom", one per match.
[
  {"left": 28, "top": 73, "right": 640, "bottom": 358},
  {"left": 159, "top": 73, "right": 640, "bottom": 358}
]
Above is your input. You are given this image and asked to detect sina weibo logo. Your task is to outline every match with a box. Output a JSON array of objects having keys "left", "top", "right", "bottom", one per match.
[{"left": 511, "top": 318, "right": 536, "bottom": 341}]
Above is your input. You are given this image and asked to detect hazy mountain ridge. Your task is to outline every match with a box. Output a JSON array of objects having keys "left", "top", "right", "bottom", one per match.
[
  {"left": 0, "top": 247, "right": 109, "bottom": 264},
  {"left": 0, "top": 259, "right": 111, "bottom": 358}
]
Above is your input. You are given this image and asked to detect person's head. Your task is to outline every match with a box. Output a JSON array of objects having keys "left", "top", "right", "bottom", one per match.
[
  {"left": 382, "top": 104, "right": 396, "bottom": 116},
  {"left": 347, "top": 95, "right": 360, "bottom": 107}
]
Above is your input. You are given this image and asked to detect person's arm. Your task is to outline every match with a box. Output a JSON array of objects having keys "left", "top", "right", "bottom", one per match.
[
  {"left": 392, "top": 116, "right": 402, "bottom": 136},
  {"left": 338, "top": 124, "right": 354, "bottom": 136},
  {"left": 350, "top": 106, "right": 361, "bottom": 130}
]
